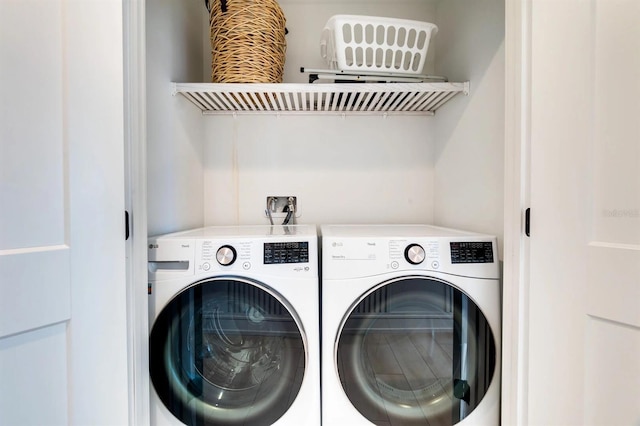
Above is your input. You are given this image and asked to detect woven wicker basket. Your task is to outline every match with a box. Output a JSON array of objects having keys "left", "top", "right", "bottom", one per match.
[{"left": 208, "top": 0, "right": 287, "bottom": 83}]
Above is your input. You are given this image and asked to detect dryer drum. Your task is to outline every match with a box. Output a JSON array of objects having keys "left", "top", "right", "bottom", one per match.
[
  {"left": 337, "top": 277, "right": 496, "bottom": 425},
  {"left": 149, "top": 278, "right": 306, "bottom": 426}
]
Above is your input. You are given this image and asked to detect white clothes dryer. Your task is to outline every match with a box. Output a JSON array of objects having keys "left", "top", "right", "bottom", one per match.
[
  {"left": 148, "top": 225, "right": 319, "bottom": 426},
  {"left": 321, "top": 224, "right": 501, "bottom": 426}
]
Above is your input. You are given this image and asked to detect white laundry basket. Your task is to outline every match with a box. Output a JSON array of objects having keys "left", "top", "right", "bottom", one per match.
[{"left": 320, "top": 15, "right": 438, "bottom": 75}]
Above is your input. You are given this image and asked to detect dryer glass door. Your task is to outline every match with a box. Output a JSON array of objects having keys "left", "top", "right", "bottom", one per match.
[
  {"left": 336, "top": 277, "right": 496, "bottom": 425},
  {"left": 149, "top": 277, "right": 306, "bottom": 426}
]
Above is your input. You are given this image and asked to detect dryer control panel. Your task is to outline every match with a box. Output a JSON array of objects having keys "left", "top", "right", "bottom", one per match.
[
  {"left": 450, "top": 241, "right": 494, "bottom": 264},
  {"left": 321, "top": 225, "right": 499, "bottom": 280}
]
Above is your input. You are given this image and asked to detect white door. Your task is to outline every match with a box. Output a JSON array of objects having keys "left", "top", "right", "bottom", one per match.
[
  {"left": 526, "top": 0, "right": 640, "bottom": 424},
  {"left": 0, "top": 0, "right": 129, "bottom": 424}
]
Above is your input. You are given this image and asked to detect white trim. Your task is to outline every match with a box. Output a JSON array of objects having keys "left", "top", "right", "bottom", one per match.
[
  {"left": 0, "top": 244, "right": 69, "bottom": 256},
  {"left": 502, "top": 0, "right": 531, "bottom": 424},
  {"left": 123, "top": 0, "right": 149, "bottom": 424},
  {"left": 588, "top": 241, "right": 640, "bottom": 251}
]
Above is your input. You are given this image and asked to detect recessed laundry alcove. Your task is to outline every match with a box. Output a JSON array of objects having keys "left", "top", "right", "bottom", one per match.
[{"left": 146, "top": 0, "right": 505, "bottom": 257}]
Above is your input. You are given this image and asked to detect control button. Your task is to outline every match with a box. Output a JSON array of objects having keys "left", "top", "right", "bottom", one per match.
[
  {"left": 242, "top": 262, "right": 251, "bottom": 270},
  {"left": 216, "top": 245, "right": 237, "bottom": 266},
  {"left": 431, "top": 261, "right": 440, "bottom": 269},
  {"left": 391, "top": 261, "right": 399, "bottom": 269},
  {"left": 202, "top": 262, "right": 211, "bottom": 271},
  {"left": 405, "top": 244, "right": 426, "bottom": 265}
]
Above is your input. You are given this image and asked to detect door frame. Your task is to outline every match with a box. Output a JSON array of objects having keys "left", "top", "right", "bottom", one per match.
[
  {"left": 122, "top": 0, "right": 531, "bottom": 423},
  {"left": 502, "top": 0, "right": 530, "bottom": 424},
  {"left": 123, "top": 0, "right": 150, "bottom": 424}
]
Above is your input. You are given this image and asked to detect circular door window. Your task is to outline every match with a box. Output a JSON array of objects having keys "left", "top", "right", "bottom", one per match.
[
  {"left": 149, "top": 278, "right": 306, "bottom": 426},
  {"left": 337, "top": 277, "right": 496, "bottom": 425}
]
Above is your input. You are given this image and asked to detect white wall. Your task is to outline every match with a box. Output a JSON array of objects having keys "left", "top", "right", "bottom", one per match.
[
  {"left": 433, "top": 0, "right": 505, "bottom": 256},
  {"left": 146, "top": 0, "right": 206, "bottom": 236},
  {"left": 203, "top": 115, "right": 435, "bottom": 225}
]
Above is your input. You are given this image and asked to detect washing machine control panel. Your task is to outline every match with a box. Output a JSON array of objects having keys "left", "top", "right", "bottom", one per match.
[
  {"left": 208, "top": 242, "right": 310, "bottom": 266},
  {"left": 194, "top": 238, "right": 316, "bottom": 275},
  {"left": 200, "top": 240, "right": 250, "bottom": 270},
  {"left": 264, "top": 241, "right": 309, "bottom": 264}
]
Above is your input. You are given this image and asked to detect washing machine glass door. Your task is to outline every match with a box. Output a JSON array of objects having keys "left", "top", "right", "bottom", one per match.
[
  {"left": 150, "top": 277, "right": 306, "bottom": 426},
  {"left": 337, "top": 277, "right": 496, "bottom": 425}
]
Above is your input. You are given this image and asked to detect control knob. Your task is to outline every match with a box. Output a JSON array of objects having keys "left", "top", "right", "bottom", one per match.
[
  {"left": 216, "top": 245, "right": 237, "bottom": 266},
  {"left": 405, "top": 244, "right": 426, "bottom": 265}
]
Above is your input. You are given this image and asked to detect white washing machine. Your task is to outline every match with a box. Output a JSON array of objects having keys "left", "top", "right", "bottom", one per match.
[
  {"left": 321, "top": 224, "right": 501, "bottom": 426},
  {"left": 148, "top": 225, "right": 320, "bottom": 426}
]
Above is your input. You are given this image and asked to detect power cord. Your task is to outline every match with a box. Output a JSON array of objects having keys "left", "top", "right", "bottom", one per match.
[{"left": 282, "top": 197, "right": 295, "bottom": 225}]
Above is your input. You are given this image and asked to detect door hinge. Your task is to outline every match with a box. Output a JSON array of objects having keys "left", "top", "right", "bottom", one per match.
[
  {"left": 125, "top": 210, "right": 130, "bottom": 240},
  {"left": 525, "top": 208, "right": 531, "bottom": 237}
]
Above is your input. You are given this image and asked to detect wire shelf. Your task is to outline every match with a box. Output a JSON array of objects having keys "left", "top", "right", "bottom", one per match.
[{"left": 172, "top": 82, "right": 469, "bottom": 116}]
